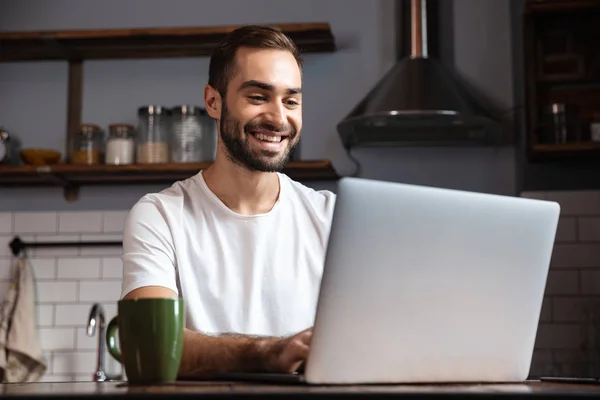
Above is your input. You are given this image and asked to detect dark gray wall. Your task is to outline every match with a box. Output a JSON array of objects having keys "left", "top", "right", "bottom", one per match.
[{"left": 0, "top": 0, "right": 518, "bottom": 211}]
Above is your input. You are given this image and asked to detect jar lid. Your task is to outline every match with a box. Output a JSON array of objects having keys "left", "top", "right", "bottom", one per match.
[
  {"left": 138, "top": 105, "right": 171, "bottom": 116},
  {"left": 79, "top": 123, "right": 101, "bottom": 131},
  {"left": 76, "top": 123, "right": 102, "bottom": 139},
  {"left": 109, "top": 123, "right": 135, "bottom": 137},
  {"left": 109, "top": 123, "right": 135, "bottom": 131},
  {"left": 171, "top": 105, "right": 205, "bottom": 116}
]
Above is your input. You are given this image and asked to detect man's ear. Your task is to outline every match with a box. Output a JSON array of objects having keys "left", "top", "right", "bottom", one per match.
[{"left": 204, "top": 84, "right": 222, "bottom": 120}]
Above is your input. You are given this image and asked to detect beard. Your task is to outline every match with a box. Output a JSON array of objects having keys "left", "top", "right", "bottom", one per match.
[{"left": 218, "top": 102, "right": 299, "bottom": 173}]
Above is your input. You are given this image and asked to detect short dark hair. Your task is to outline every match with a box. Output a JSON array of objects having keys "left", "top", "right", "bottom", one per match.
[{"left": 208, "top": 25, "right": 303, "bottom": 98}]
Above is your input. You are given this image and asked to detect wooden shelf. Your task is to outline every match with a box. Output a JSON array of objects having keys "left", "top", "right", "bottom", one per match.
[
  {"left": 528, "top": 142, "right": 600, "bottom": 162},
  {"left": 0, "top": 23, "right": 336, "bottom": 62},
  {"left": 0, "top": 23, "right": 339, "bottom": 201},
  {"left": 0, "top": 160, "right": 338, "bottom": 201},
  {"left": 532, "top": 142, "right": 600, "bottom": 152},
  {"left": 526, "top": 0, "right": 600, "bottom": 13},
  {"left": 0, "top": 160, "right": 337, "bottom": 185}
]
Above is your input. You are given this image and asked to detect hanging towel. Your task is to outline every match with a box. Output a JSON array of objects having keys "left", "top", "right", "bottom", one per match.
[{"left": 0, "top": 256, "right": 47, "bottom": 382}]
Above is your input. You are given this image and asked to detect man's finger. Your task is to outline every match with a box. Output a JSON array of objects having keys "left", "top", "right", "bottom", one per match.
[
  {"left": 283, "top": 343, "right": 309, "bottom": 373},
  {"left": 285, "top": 339, "right": 309, "bottom": 363},
  {"left": 297, "top": 329, "right": 312, "bottom": 345}
]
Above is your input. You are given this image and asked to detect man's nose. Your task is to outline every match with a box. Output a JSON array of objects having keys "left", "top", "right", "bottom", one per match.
[{"left": 264, "top": 102, "right": 287, "bottom": 128}]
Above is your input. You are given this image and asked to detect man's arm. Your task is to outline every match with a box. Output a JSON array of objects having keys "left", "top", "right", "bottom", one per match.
[
  {"left": 121, "top": 198, "right": 310, "bottom": 377},
  {"left": 123, "top": 286, "right": 310, "bottom": 378}
]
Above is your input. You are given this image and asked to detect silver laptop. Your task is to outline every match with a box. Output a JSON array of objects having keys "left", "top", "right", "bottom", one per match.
[{"left": 217, "top": 177, "right": 560, "bottom": 385}]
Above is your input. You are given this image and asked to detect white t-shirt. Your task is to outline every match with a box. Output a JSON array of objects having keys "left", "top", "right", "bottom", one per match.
[{"left": 120, "top": 171, "right": 336, "bottom": 337}]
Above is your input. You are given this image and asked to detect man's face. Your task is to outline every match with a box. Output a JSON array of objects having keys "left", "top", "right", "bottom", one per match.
[{"left": 211, "top": 47, "right": 302, "bottom": 172}]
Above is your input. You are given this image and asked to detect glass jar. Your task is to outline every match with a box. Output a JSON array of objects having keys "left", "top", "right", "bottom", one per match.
[
  {"left": 171, "top": 105, "right": 208, "bottom": 163},
  {"left": 71, "top": 123, "right": 103, "bottom": 165},
  {"left": 590, "top": 110, "right": 600, "bottom": 142},
  {"left": 137, "top": 105, "right": 171, "bottom": 164},
  {"left": 202, "top": 113, "right": 218, "bottom": 162},
  {"left": 105, "top": 124, "right": 135, "bottom": 165}
]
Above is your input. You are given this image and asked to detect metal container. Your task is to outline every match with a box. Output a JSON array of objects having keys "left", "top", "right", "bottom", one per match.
[
  {"left": 171, "top": 105, "right": 217, "bottom": 162},
  {"left": 539, "top": 103, "right": 579, "bottom": 144}
]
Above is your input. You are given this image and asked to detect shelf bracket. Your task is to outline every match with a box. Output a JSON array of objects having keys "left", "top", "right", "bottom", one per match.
[
  {"left": 63, "top": 184, "right": 80, "bottom": 202},
  {"left": 66, "top": 60, "right": 83, "bottom": 164}
]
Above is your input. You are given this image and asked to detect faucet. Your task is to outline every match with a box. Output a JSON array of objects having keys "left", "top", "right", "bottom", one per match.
[{"left": 87, "top": 303, "right": 122, "bottom": 382}]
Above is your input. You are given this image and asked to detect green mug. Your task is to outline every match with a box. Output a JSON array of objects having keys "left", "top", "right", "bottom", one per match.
[{"left": 106, "top": 297, "right": 185, "bottom": 385}]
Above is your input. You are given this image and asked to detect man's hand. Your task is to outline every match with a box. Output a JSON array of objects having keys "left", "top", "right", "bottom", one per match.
[
  {"left": 124, "top": 286, "right": 314, "bottom": 377},
  {"left": 263, "top": 328, "right": 312, "bottom": 373}
]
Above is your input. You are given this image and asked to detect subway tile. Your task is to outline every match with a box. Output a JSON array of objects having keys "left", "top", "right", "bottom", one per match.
[
  {"left": 553, "top": 297, "right": 600, "bottom": 322},
  {"left": 73, "top": 375, "right": 95, "bottom": 382},
  {"left": 555, "top": 217, "right": 577, "bottom": 243},
  {"left": 540, "top": 297, "right": 552, "bottom": 322},
  {"left": 101, "top": 257, "right": 122, "bottom": 279},
  {"left": 581, "top": 270, "right": 600, "bottom": 294},
  {"left": 105, "top": 352, "right": 123, "bottom": 376},
  {"left": 28, "top": 258, "right": 56, "bottom": 280},
  {"left": 42, "top": 352, "right": 53, "bottom": 374},
  {"left": 104, "top": 303, "right": 118, "bottom": 319},
  {"left": 545, "top": 191, "right": 600, "bottom": 216},
  {"left": 553, "top": 349, "right": 591, "bottom": 377},
  {"left": 529, "top": 349, "right": 555, "bottom": 377},
  {"left": 0, "top": 280, "right": 11, "bottom": 299},
  {"left": 58, "top": 211, "right": 102, "bottom": 233},
  {"left": 0, "top": 212, "right": 13, "bottom": 234},
  {"left": 13, "top": 212, "right": 57, "bottom": 234},
  {"left": 78, "top": 281, "right": 122, "bottom": 302},
  {"left": 57, "top": 257, "right": 101, "bottom": 279},
  {"left": 36, "top": 304, "right": 54, "bottom": 327},
  {"left": 534, "top": 323, "right": 582, "bottom": 349},
  {"left": 39, "top": 328, "right": 76, "bottom": 351},
  {"left": 0, "top": 235, "right": 13, "bottom": 257},
  {"left": 39, "top": 375, "right": 76, "bottom": 383},
  {"left": 578, "top": 217, "right": 600, "bottom": 242},
  {"left": 102, "top": 211, "right": 128, "bottom": 233},
  {"left": 79, "top": 234, "right": 122, "bottom": 256},
  {"left": 545, "top": 270, "right": 579, "bottom": 295},
  {"left": 55, "top": 302, "right": 118, "bottom": 329},
  {"left": 36, "top": 281, "right": 78, "bottom": 303},
  {"left": 55, "top": 304, "right": 94, "bottom": 326},
  {"left": 75, "top": 327, "right": 97, "bottom": 350},
  {"left": 52, "top": 351, "right": 96, "bottom": 375},
  {"left": 32, "top": 234, "right": 80, "bottom": 257},
  {"left": 0, "top": 234, "right": 36, "bottom": 259},
  {"left": 0, "top": 234, "right": 35, "bottom": 258},
  {"left": 551, "top": 244, "right": 600, "bottom": 268},
  {"left": 0, "top": 258, "right": 13, "bottom": 280}
]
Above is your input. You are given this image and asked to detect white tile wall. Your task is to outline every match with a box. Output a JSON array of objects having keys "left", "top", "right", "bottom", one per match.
[
  {"left": 0, "top": 211, "right": 125, "bottom": 382},
  {"left": 2, "top": 194, "right": 600, "bottom": 382},
  {"left": 522, "top": 190, "right": 600, "bottom": 378}
]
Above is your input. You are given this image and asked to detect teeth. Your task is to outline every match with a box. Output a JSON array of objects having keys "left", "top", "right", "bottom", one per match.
[{"left": 254, "top": 133, "right": 282, "bottom": 143}]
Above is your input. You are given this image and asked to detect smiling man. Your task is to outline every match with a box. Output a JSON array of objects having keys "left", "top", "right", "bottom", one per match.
[{"left": 120, "top": 25, "right": 336, "bottom": 377}]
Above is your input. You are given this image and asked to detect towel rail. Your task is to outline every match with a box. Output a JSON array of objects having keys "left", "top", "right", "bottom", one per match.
[{"left": 9, "top": 235, "right": 122, "bottom": 257}]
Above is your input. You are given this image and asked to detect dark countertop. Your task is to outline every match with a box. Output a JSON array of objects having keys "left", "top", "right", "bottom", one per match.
[{"left": 2, "top": 380, "right": 600, "bottom": 399}]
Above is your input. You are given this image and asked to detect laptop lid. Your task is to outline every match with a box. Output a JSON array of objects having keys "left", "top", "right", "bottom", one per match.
[{"left": 304, "top": 177, "right": 560, "bottom": 385}]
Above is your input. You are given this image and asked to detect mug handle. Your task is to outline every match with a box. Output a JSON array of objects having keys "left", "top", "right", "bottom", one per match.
[{"left": 106, "top": 316, "right": 122, "bottom": 363}]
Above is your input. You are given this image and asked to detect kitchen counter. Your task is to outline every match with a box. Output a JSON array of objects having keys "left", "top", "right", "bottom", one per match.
[{"left": 2, "top": 380, "right": 600, "bottom": 399}]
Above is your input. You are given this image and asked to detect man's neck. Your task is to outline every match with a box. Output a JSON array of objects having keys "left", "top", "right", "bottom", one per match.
[{"left": 202, "top": 156, "right": 281, "bottom": 216}]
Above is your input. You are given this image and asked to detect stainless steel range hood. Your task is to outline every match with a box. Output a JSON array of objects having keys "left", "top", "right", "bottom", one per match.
[{"left": 337, "top": 0, "right": 504, "bottom": 148}]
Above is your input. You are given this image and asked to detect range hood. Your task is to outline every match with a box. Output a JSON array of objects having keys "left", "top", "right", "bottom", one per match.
[{"left": 337, "top": 0, "right": 504, "bottom": 148}]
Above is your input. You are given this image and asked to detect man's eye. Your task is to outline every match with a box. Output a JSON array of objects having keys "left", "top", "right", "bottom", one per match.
[
  {"left": 249, "top": 96, "right": 266, "bottom": 102},
  {"left": 287, "top": 100, "right": 299, "bottom": 106}
]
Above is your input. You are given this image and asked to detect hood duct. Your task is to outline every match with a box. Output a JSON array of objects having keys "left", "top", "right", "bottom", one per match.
[{"left": 337, "top": 0, "right": 504, "bottom": 148}]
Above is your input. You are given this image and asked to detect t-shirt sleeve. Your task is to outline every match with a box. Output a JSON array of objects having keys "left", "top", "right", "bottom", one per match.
[{"left": 120, "top": 196, "right": 179, "bottom": 299}]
